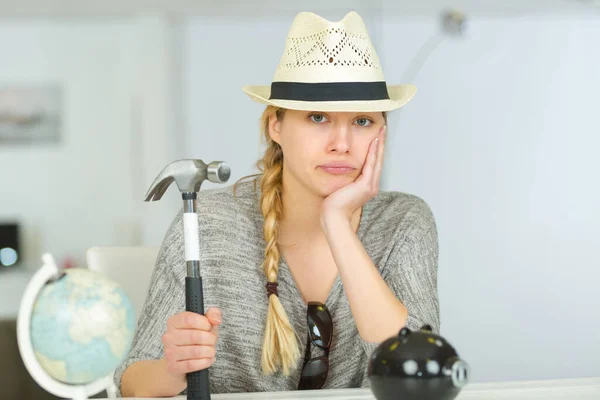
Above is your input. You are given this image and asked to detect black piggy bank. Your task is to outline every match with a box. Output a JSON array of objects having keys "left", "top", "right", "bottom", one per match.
[{"left": 367, "top": 325, "right": 469, "bottom": 400}]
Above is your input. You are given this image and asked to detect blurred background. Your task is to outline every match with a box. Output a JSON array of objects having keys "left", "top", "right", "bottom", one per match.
[{"left": 0, "top": 0, "right": 599, "bottom": 398}]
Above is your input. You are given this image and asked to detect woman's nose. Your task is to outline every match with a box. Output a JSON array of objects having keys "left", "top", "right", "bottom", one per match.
[{"left": 328, "top": 125, "right": 351, "bottom": 153}]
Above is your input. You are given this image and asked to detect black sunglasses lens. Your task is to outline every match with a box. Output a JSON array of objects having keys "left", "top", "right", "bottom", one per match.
[
  {"left": 298, "top": 357, "right": 329, "bottom": 390},
  {"left": 307, "top": 303, "right": 333, "bottom": 348}
]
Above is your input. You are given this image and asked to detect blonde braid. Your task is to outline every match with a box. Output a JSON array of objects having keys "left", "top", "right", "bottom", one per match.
[
  {"left": 234, "top": 106, "right": 300, "bottom": 376},
  {"left": 259, "top": 107, "right": 301, "bottom": 376}
]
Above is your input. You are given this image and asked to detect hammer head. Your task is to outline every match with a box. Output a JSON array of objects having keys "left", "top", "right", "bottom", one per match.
[{"left": 144, "top": 159, "right": 231, "bottom": 201}]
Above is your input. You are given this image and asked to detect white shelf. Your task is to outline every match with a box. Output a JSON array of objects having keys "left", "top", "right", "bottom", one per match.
[{"left": 107, "top": 377, "right": 600, "bottom": 400}]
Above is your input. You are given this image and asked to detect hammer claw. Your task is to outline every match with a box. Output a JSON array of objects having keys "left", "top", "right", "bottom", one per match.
[{"left": 144, "top": 176, "right": 174, "bottom": 201}]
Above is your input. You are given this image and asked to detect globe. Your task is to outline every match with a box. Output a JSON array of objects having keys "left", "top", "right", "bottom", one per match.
[{"left": 17, "top": 253, "right": 137, "bottom": 399}]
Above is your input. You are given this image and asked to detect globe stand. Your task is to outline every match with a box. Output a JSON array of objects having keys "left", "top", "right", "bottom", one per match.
[{"left": 17, "top": 253, "right": 118, "bottom": 400}]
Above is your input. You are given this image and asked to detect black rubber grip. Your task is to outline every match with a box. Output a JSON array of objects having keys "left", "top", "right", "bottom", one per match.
[{"left": 185, "top": 277, "right": 211, "bottom": 400}]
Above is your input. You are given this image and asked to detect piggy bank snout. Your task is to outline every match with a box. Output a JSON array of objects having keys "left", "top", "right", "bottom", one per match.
[{"left": 445, "top": 357, "right": 470, "bottom": 388}]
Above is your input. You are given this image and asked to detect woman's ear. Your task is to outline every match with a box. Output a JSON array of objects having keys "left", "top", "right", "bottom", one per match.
[{"left": 268, "top": 114, "right": 282, "bottom": 145}]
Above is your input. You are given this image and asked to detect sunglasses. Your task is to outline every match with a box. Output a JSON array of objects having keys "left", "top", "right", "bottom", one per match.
[{"left": 297, "top": 301, "right": 333, "bottom": 390}]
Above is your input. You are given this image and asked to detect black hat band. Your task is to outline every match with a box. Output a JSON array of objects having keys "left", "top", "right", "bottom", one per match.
[{"left": 269, "top": 81, "right": 390, "bottom": 102}]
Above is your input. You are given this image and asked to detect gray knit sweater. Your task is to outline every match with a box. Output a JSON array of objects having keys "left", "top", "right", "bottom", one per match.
[{"left": 113, "top": 177, "right": 440, "bottom": 396}]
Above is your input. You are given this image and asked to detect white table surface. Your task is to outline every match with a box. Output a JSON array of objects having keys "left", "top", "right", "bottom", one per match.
[{"left": 103, "top": 377, "right": 600, "bottom": 399}]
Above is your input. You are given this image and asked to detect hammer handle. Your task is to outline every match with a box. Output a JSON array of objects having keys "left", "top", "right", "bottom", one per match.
[{"left": 185, "top": 276, "right": 211, "bottom": 400}]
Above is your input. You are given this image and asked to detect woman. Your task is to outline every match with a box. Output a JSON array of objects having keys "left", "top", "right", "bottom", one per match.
[{"left": 116, "top": 11, "right": 439, "bottom": 397}]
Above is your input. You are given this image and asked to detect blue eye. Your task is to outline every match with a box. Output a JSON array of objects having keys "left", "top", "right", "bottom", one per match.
[
  {"left": 356, "top": 118, "right": 372, "bottom": 127},
  {"left": 310, "top": 114, "right": 328, "bottom": 123}
]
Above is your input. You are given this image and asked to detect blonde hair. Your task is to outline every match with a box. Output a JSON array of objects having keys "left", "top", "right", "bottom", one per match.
[
  {"left": 234, "top": 105, "right": 300, "bottom": 376},
  {"left": 234, "top": 105, "right": 388, "bottom": 376}
]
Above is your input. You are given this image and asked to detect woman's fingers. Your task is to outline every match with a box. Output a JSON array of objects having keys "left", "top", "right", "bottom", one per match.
[
  {"left": 163, "top": 329, "right": 218, "bottom": 346},
  {"left": 206, "top": 307, "right": 222, "bottom": 326},
  {"left": 163, "top": 309, "right": 222, "bottom": 379},
  {"left": 359, "top": 135, "right": 379, "bottom": 184},
  {"left": 164, "top": 344, "right": 216, "bottom": 362},
  {"left": 168, "top": 311, "right": 213, "bottom": 331},
  {"left": 372, "top": 126, "right": 386, "bottom": 189},
  {"left": 165, "top": 356, "right": 216, "bottom": 376}
]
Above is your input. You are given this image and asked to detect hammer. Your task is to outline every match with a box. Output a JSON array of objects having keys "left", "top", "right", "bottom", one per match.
[{"left": 145, "top": 159, "right": 231, "bottom": 400}]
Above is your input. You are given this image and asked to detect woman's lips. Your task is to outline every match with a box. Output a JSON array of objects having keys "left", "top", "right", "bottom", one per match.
[{"left": 319, "top": 163, "right": 356, "bottom": 175}]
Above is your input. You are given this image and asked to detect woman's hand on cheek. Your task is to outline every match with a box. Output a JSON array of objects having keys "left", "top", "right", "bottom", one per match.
[{"left": 320, "top": 125, "right": 386, "bottom": 230}]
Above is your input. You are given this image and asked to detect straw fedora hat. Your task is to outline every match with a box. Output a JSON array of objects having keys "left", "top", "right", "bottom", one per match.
[{"left": 242, "top": 11, "right": 417, "bottom": 112}]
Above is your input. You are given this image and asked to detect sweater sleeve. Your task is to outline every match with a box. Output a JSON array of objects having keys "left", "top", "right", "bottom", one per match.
[
  {"left": 385, "top": 199, "right": 440, "bottom": 333},
  {"left": 359, "top": 198, "right": 440, "bottom": 358},
  {"left": 113, "top": 211, "right": 186, "bottom": 397}
]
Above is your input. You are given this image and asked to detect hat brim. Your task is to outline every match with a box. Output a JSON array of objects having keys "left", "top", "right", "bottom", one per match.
[{"left": 241, "top": 84, "right": 417, "bottom": 112}]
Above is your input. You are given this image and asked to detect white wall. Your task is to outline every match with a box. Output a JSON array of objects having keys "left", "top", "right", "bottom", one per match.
[
  {"left": 182, "top": 16, "right": 285, "bottom": 184},
  {"left": 377, "top": 14, "right": 600, "bottom": 382},
  {"left": 184, "top": 13, "right": 600, "bottom": 383},
  {"left": 0, "top": 16, "right": 183, "bottom": 269},
  {"left": 0, "top": 20, "right": 137, "bottom": 268}
]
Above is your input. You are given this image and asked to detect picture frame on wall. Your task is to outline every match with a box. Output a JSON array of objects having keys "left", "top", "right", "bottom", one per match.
[{"left": 0, "top": 84, "right": 62, "bottom": 143}]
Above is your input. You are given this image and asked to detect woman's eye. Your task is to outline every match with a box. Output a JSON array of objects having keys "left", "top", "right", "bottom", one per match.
[
  {"left": 356, "top": 118, "right": 372, "bottom": 127},
  {"left": 309, "top": 114, "right": 328, "bottom": 123}
]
